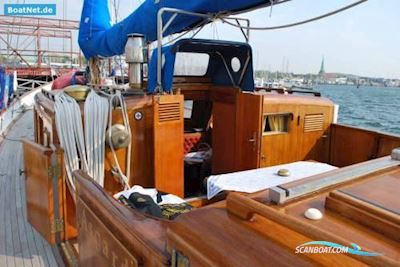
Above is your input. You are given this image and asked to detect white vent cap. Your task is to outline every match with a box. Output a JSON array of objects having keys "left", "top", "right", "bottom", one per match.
[{"left": 392, "top": 148, "right": 400, "bottom": 161}]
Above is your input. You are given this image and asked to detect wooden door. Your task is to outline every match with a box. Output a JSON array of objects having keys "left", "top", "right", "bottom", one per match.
[
  {"left": 153, "top": 94, "right": 184, "bottom": 197},
  {"left": 23, "top": 140, "right": 66, "bottom": 244},
  {"left": 235, "top": 93, "right": 263, "bottom": 171}
]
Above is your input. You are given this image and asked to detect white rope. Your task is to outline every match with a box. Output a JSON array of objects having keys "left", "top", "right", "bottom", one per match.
[
  {"left": 84, "top": 90, "right": 109, "bottom": 187},
  {"left": 101, "top": 90, "right": 132, "bottom": 189},
  {"left": 55, "top": 90, "right": 131, "bottom": 190},
  {"left": 54, "top": 92, "right": 88, "bottom": 190}
]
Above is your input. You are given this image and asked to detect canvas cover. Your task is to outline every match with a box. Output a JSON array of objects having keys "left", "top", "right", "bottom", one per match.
[
  {"left": 147, "top": 39, "right": 255, "bottom": 92},
  {"left": 79, "top": 0, "right": 275, "bottom": 58}
]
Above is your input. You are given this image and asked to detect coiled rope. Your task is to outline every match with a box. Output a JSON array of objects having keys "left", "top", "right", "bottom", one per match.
[
  {"left": 84, "top": 90, "right": 109, "bottom": 187},
  {"left": 55, "top": 90, "right": 131, "bottom": 190},
  {"left": 54, "top": 92, "right": 88, "bottom": 190}
]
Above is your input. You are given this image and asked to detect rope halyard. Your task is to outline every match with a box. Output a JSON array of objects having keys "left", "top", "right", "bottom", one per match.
[
  {"left": 84, "top": 90, "right": 109, "bottom": 187},
  {"left": 54, "top": 92, "right": 88, "bottom": 190}
]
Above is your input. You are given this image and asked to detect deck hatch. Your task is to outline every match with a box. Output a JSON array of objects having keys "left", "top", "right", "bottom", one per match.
[
  {"left": 304, "top": 113, "right": 324, "bottom": 132},
  {"left": 159, "top": 102, "right": 181, "bottom": 122}
]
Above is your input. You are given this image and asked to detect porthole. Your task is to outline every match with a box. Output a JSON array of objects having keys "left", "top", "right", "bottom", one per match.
[{"left": 231, "top": 57, "right": 241, "bottom": 72}]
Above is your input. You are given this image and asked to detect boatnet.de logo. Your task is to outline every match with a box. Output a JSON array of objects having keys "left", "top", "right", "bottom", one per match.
[
  {"left": 295, "top": 241, "right": 382, "bottom": 257},
  {"left": 4, "top": 4, "right": 56, "bottom": 16}
]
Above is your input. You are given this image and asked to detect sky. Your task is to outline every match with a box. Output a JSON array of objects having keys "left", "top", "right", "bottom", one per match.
[{"left": 1, "top": 0, "right": 399, "bottom": 79}]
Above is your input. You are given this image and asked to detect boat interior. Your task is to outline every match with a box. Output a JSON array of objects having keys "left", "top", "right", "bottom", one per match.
[{"left": 20, "top": 38, "right": 400, "bottom": 266}]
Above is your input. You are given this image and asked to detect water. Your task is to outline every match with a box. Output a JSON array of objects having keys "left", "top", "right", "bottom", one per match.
[{"left": 316, "top": 85, "right": 400, "bottom": 136}]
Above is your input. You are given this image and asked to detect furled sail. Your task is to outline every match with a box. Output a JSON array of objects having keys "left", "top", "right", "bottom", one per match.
[{"left": 78, "top": 0, "right": 278, "bottom": 58}]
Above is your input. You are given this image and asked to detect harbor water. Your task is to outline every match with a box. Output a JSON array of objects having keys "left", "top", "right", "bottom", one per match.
[{"left": 316, "top": 85, "right": 400, "bottom": 136}]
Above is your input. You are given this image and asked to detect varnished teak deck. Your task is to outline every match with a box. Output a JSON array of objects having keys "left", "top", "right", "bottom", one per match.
[{"left": 0, "top": 111, "right": 63, "bottom": 267}]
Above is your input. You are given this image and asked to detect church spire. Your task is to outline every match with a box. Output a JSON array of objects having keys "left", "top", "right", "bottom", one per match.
[{"left": 319, "top": 56, "right": 325, "bottom": 76}]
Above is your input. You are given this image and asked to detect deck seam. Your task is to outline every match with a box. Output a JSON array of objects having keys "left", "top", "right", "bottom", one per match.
[{"left": 0, "top": 111, "right": 60, "bottom": 267}]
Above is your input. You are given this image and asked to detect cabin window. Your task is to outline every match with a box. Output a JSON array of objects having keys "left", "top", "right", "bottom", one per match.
[
  {"left": 184, "top": 100, "right": 193, "bottom": 119},
  {"left": 174, "top": 53, "right": 210, "bottom": 76},
  {"left": 263, "top": 113, "right": 292, "bottom": 134},
  {"left": 184, "top": 100, "right": 213, "bottom": 133}
]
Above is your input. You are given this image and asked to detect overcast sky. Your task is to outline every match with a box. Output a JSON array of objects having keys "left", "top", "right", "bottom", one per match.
[{"left": 1, "top": 0, "right": 399, "bottom": 78}]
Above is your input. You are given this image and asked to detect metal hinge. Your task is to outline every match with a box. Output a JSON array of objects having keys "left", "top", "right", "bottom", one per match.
[
  {"left": 171, "top": 249, "right": 190, "bottom": 267},
  {"left": 51, "top": 218, "right": 64, "bottom": 234},
  {"left": 48, "top": 165, "right": 61, "bottom": 178}
]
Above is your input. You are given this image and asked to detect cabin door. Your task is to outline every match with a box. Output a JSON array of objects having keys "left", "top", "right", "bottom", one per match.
[
  {"left": 23, "top": 140, "right": 66, "bottom": 244},
  {"left": 235, "top": 93, "right": 263, "bottom": 171}
]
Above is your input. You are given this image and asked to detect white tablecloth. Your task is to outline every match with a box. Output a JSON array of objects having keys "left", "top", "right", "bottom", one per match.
[{"left": 207, "top": 161, "right": 337, "bottom": 199}]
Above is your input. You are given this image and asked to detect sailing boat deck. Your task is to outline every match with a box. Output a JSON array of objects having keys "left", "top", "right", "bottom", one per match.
[{"left": 0, "top": 111, "right": 64, "bottom": 267}]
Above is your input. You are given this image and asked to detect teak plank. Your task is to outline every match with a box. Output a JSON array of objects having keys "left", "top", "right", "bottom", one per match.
[
  {"left": 0, "top": 111, "right": 62, "bottom": 267},
  {"left": 5, "top": 147, "right": 16, "bottom": 267},
  {"left": 0, "top": 147, "right": 8, "bottom": 266}
]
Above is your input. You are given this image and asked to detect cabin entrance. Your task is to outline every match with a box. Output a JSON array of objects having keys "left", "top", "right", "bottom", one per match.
[
  {"left": 159, "top": 39, "right": 256, "bottom": 198},
  {"left": 183, "top": 98, "right": 213, "bottom": 196}
]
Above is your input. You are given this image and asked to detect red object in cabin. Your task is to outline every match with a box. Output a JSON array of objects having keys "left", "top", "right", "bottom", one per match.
[
  {"left": 51, "top": 70, "right": 86, "bottom": 90},
  {"left": 184, "top": 133, "right": 202, "bottom": 154}
]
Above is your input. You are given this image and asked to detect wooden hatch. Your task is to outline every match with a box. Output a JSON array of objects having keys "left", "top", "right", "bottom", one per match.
[
  {"left": 325, "top": 172, "right": 400, "bottom": 242},
  {"left": 23, "top": 140, "right": 66, "bottom": 244}
]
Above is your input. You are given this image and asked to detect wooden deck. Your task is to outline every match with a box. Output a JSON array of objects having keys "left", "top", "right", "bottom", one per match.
[{"left": 0, "top": 111, "right": 64, "bottom": 267}]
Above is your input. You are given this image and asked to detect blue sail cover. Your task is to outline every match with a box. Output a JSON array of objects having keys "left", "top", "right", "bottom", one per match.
[
  {"left": 8, "top": 74, "right": 14, "bottom": 100},
  {"left": 0, "top": 68, "right": 5, "bottom": 110},
  {"left": 79, "top": 0, "right": 274, "bottom": 58}
]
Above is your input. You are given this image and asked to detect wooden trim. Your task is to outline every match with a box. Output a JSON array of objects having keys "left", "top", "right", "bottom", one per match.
[
  {"left": 59, "top": 241, "right": 79, "bottom": 267},
  {"left": 173, "top": 76, "right": 211, "bottom": 84},
  {"left": 330, "top": 124, "right": 400, "bottom": 167},
  {"left": 35, "top": 92, "right": 55, "bottom": 115},
  {"left": 270, "top": 157, "right": 400, "bottom": 204},
  {"left": 226, "top": 193, "right": 399, "bottom": 267},
  {"left": 326, "top": 191, "right": 400, "bottom": 242},
  {"left": 332, "top": 124, "right": 400, "bottom": 139},
  {"left": 22, "top": 139, "right": 52, "bottom": 155},
  {"left": 74, "top": 170, "right": 170, "bottom": 266}
]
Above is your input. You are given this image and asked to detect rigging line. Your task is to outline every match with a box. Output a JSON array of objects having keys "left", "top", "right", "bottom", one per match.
[
  {"left": 269, "top": 0, "right": 274, "bottom": 18},
  {"left": 161, "top": 18, "right": 210, "bottom": 47},
  {"left": 112, "top": 0, "right": 125, "bottom": 80},
  {"left": 112, "top": 0, "right": 120, "bottom": 23},
  {"left": 221, "top": 0, "right": 368, "bottom": 31}
]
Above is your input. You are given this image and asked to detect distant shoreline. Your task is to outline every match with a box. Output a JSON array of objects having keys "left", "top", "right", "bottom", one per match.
[{"left": 316, "top": 84, "right": 400, "bottom": 89}]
